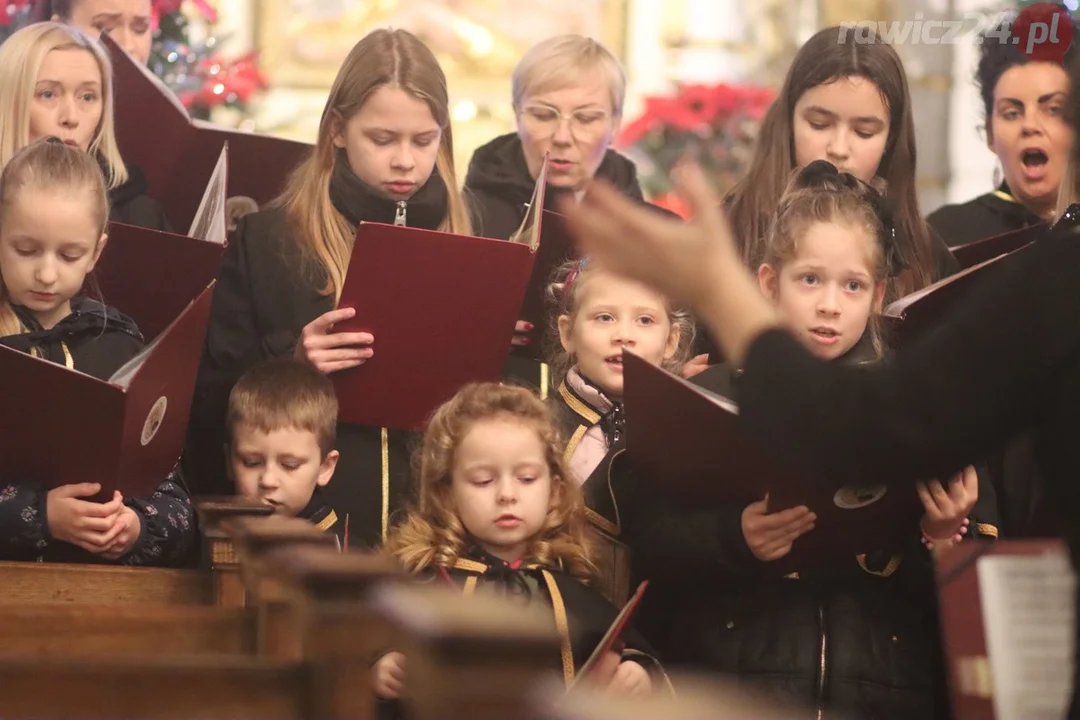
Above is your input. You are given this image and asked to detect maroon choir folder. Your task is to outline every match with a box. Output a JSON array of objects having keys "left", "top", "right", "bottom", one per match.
[
  {"left": 510, "top": 209, "right": 578, "bottom": 362},
  {"left": 0, "top": 284, "right": 216, "bottom": 498},
  {"left": 622, "top": 351, "right": 921, "bottom": 567},
  {"left": 94, "top": 145, "right": 228, "bottom": 339},
  {"left": 568, "top": 580, "right": 649, "bottom": 690},
  {"left": 883, "top": 253, "right": 1012, "bottom": 350},
  {"left": 331, "top": 225, "right": 538, "bottom": 429},
  {"left": 934, "top": 539, "right": 1066, "bottom": 720},
  {"left": 951, "top": 223, "right": 1043, "bottom": 270},
  {"left": 103, "top": 34, "right": 310, "bottom": 233},
  {"left": 331, "top": 160, "right": 549, "bottom": 430}
]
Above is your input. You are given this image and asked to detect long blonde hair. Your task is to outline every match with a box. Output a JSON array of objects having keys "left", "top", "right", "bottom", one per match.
[
  {"left": 276, "top": 28, "right": 472, "bottom": 300},
  {"left": 385, "top": 383, "right": 596, "bottom": 583},
  {"left": 0, "top": 139, "right": 109, "bottom": 337},
  {"left": 0, "top": 22, "right": 127, "bottom": 189}
]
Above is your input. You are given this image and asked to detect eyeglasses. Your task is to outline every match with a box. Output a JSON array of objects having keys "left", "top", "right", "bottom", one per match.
[{"left": 518, "top": 105, "right": 613, "bottom": 140}]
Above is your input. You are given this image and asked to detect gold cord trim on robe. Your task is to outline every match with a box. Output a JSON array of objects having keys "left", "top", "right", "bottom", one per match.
[
  {"left": 540, "top": 363, "right": 550, "bottom": 401},
  {"left": 453, "top": 558, "right": 488, "bottom": 574},
  {"left": 976, "top": 523, "right": 999, "bottom": 538},
  {"left": 856, "top": 552, "right": 902, "bottom": 577},
  {"left": 541, "top": 569, "right": 576, "bottom": 687},
  {"left": 30, "top": 342, "right": 74, "bottom": 369},
  {"left": 558, "top": 382, "right": 601, "bottom": 425},
  {"left": 992, "top": 189, "right": 1019, "bottom": 204},
  {"left": 315, "top": 510, "right": 338, "bottom": 533},
  {"left": 381, "top": 427, "right": 389, "bottom": 542},
  {"left": 449, "top": 558, "right": 575, "bottom": 686},
  {"left": 564, "top": 425, "right": 589, "bottom": 465}
]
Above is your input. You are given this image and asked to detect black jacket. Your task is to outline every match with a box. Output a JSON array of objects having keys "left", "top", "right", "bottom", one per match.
[
  {"left": 185, "top": 163, "right": 454, "bottom": 548},
  {"left": 0, "top": 298, "right": 195, "bottom": 566},
  {"left": 621, "top": 335, "right": 998, "bottom": 720},
  {"left": 106, "top": 161, "right": 172, "bottom": 232},
  {"left": 375, "top": 544, "right": 666, "bottom": 720},
  {"left": 464, "top": 132, "right": 648, "bottom": 241},
  {"left": 926, "top": 182, "right": 1044, "bottom": 249},
  {"left": 295, "top": 486, "right": 344, "bottom": 548}
]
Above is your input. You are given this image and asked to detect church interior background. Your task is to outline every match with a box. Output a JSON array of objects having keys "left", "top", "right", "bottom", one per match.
[{"left": 104, "top": 0, "right": 1055, "bottom": 214}]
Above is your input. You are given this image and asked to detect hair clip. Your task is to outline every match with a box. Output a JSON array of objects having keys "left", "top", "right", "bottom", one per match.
[
  {"left": 44, "top": 136, "right": 64, "bottom": 145},
  {"left": 558, "top": 257, "right": 590, "bottom": 315}
]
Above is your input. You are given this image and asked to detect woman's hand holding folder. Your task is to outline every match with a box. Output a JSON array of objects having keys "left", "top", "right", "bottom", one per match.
[{"left": 296, "top": 307, "right": 375, "bottom": 374}]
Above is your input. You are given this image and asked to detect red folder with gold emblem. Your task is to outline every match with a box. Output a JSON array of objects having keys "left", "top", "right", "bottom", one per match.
[
  {"left": 104, "top": 33, "right": 310, "bottom": 233},
  {"left": 622, "top": 351, "right": 922, "bottom": 566},
  {"left": 0, "top": 283, "right": 215, "bottom": 498}
]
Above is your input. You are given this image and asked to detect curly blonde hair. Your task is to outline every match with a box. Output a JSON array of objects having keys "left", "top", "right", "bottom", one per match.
[
  {"left": 543, "top": 258, "right": 695, "bottom": 387},
  {"left": 384, "top": 383, "right": 597, "bottom": 583}
]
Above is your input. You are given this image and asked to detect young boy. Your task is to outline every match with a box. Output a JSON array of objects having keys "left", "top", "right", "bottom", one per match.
[{"left": 226, "top": 358, "right": 344, "bottom": 544}]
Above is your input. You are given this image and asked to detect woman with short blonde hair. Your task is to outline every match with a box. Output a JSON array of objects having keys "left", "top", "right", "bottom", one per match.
[
  {"left": 465, "top": 34, "right": 646, "bottom": 243},
  {"left": 0, "top": 22, "right": 168, "bottom": 229}
]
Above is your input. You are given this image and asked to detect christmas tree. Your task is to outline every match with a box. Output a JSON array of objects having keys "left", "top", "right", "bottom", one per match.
[
  {"left": 148, "top": 1, "right": 265, "bottom": 121},
  {"left": 0, "top": 1, "right": 265, "bottom": 122}
]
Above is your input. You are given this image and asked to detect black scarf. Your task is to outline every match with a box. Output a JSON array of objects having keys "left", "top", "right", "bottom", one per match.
[
  {"left": 328, "top": 149, "right": 449, "bottom": 230},
  {"left": 2, "top": 297, "right": 141, "bottom": 351}
]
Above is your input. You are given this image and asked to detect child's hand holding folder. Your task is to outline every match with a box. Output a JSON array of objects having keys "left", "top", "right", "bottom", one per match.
[
  {"left": 46, "top": 483, "right": 125, "bottom": 553},
  {"left": 296, "top": 307, "right": 375, "bottom": 374}
]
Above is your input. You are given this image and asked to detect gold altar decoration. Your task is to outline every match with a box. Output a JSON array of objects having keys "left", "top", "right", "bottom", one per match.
[{"left": 256, "top": 0, "right": 628, "bottom": 90}]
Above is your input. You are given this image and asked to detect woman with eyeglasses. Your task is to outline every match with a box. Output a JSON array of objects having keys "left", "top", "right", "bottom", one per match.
[{"left": 465, "top": 34, "right": 644, "bottom": 243}]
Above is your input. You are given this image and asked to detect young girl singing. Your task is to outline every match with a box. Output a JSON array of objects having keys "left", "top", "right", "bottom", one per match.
[
  {"left": 377, "top": 382, "right": 664, "bottom": 710},
  {"left": 187, "top": 28, "right": 474, "bottom": 547},
  {"left": 0, "top": 138, "right": 193, "bottom": 565},
  {"left": 544, "top": 258, "right": 693, "bottom": 602},
  {"left": 0, "top": 22, "right": 169, "bottom": 230},
  {"left": 626, "top": 162, "right": 997, "bottom": 720}
]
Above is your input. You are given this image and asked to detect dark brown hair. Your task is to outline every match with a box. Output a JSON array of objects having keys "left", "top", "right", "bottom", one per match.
[{"left": 725, "top": 25, "right": 933, "bottom": 300}]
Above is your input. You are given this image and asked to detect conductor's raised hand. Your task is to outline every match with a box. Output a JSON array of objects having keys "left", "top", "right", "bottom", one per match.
[
  {"left": 559, "top": 163, "right": 735, "bottom": 307},
  {"left": 295, "top": 307, "right": 374, "bottom": 374},
  {"left": 741, "top": 496, "right": 816, "bottom": 562}
]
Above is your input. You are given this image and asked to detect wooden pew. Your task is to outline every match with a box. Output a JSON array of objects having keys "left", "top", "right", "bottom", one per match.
[
  {"left": 256, "top": 544, "right": 401, "bottom": 719},
  {"left": 371, "top": 582, "right": 561, "bottom": 720},
  {"left": 0, "top": 544, "right": 394, "bottom": 718},
  {"left": 0, "top": 497, "right": 270, "bottom": 607},
  {"left": 0, "top": 515, "right": 345, "bottom": 659},
  {"left": 549, "top": 675, "right": 807, "bottom": 720},
  {"left": 198, "top": 496, "right": 275, "bottom": 606},
  {"left": 0, "top": 656, "right": 314, "bottom": 719},
  {"left": 0, "top": 603, "right": 256, "bottom": 656}
]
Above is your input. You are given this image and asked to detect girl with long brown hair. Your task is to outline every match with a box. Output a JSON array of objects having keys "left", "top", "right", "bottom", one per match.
[
  {"left": 187, "top": 29, "right": 472, "bottom": 548},
  {"left": 725, "top": 25, "right": 957, "bottom": 300}
]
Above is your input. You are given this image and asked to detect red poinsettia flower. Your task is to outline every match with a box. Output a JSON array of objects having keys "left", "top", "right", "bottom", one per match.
[{"left": 0, "top": 0, "right": 33, "bottom": 27}]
